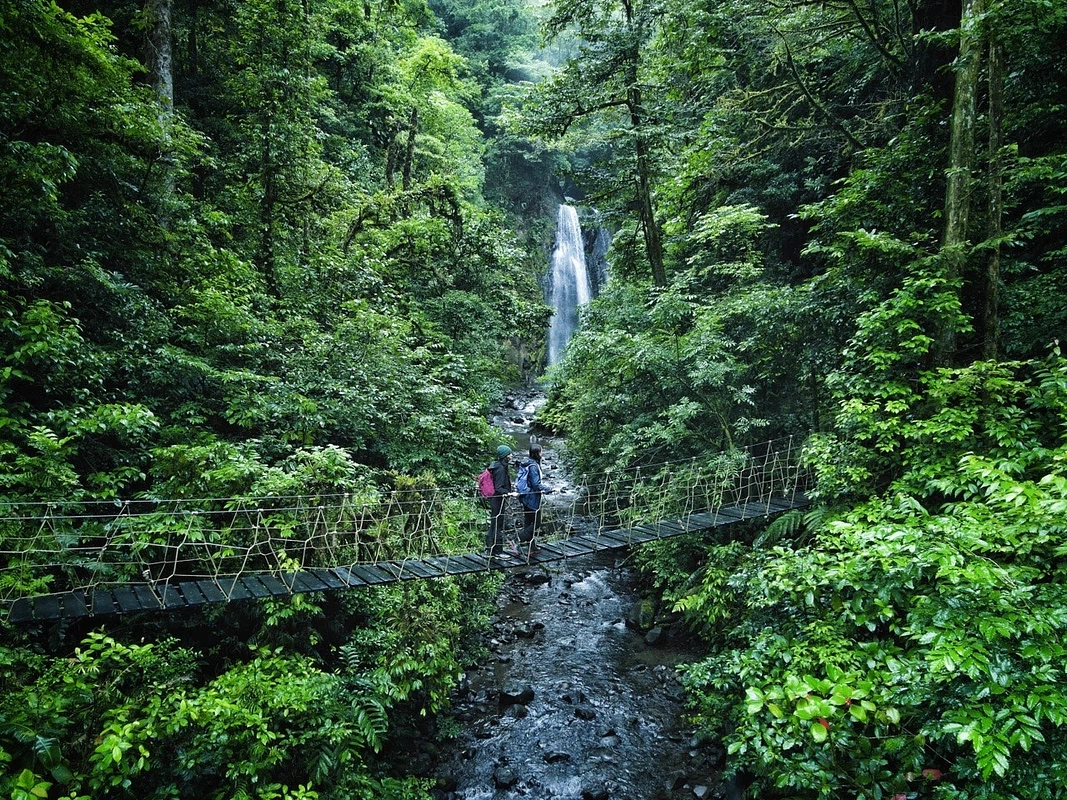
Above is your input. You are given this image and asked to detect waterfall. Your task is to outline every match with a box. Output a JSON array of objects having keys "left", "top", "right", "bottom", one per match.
[
  {"left": 587, "top": 224, "right": 611, "bottom": 297},
  {"left": 547, "top": 204, "right": 594, "bottom": 366}
]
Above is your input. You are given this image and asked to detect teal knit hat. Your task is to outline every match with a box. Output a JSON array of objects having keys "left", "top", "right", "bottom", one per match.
[{"left": 496, "top": 445, "right": 512, "bottom": 459}]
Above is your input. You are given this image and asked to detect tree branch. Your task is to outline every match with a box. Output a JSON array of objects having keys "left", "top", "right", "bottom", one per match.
[{"left": 773, "top": 26, "right": 865, "bottom": 151}]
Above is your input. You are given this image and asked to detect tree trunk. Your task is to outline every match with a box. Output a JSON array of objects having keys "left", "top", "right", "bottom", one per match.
[
  {"left": 402, "top": 106, "right": 419, "bottom": 191},
  {"left": 261, "top": 110, "right": 279, "bottom": 297},
  {"left": 147, "top": 0, "right": 175, "bottom": 213},
  {"left": 935, "top": 0, "right": 984, "bottom": 366},
  {"left": 982, "top": 32, "right": 1003, "bottom": 361},
  {"left": 385, "top": 118, "right": 400, "bottom": 189},
  {"left": 628, "top": 87, "right": 666, "bottom": 287},
  {"left": 148, "top": 0, "right": 174, "bottom": 116}
]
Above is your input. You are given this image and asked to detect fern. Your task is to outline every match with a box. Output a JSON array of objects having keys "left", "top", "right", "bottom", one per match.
[
  {"left": 754, "top": 506, "right": 826, "bottom": 548},
  {"left": 755, "top": 509, "right": 803, "bottom": 547}
]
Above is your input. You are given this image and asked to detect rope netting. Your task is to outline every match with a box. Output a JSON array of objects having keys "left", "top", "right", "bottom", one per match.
[{"left": 0, "top": 436, "right": 809, "bottom": 605}]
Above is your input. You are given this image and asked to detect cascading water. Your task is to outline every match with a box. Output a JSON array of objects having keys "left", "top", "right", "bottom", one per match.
[{"left": 547, "top": 204, "right": 594, "bottom": 366}]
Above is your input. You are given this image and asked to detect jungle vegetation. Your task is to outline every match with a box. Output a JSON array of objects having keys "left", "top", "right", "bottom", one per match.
[
  {"left": 2, "top": 0, "right": 1066, "bottom": 798},
  {"left": 535, "top": 0, "right": 1067, "bottom": 797}
]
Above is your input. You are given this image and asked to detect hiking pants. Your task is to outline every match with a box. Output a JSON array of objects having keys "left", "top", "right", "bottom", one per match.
[
  {"left": 486, "top": 495, "right": 507, "bottom": 556},
  {"left": 520, "top": 506, "right": 540, "bottom": 544}
]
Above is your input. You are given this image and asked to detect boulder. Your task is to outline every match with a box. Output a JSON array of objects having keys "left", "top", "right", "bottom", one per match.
[
  {"left": 626, "top": 598, "right": 656, "bottom": 631},
  {"left": 500, "top": 681, "right": 535, "bottom": 706},
  {"left": 493, "top": 767, "right": 518, "bottom": 790}
]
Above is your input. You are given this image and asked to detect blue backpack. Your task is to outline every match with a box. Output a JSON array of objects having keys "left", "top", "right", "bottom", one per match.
[{"left": 515, "top": 461, "right": 531, "bottom": 495}]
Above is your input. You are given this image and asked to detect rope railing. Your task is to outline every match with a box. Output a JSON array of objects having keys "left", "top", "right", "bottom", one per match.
[{"left": 0, "top": 436, "right": 811, "bottom": 609}]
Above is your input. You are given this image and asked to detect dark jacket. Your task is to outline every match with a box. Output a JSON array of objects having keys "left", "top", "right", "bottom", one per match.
[{"left": 488, "top": 459, "right": 511, "bottom": 496}]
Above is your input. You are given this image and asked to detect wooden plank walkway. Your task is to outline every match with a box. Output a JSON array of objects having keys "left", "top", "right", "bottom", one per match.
[{"left": 3, "top": 493, "right": 808, "bottom": 625}]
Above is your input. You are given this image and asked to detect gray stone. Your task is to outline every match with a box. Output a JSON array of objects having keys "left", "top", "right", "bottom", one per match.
[
  {"left": 500, "top": 681, "right": 535, "bottom": 706},
  {"left": 493, "top": 767, "right": 518, "bottom": 790},
  {"left": 626, "top": 598, "right": 656, "bottom": 631},
  {"left": 645, "top": 626, "right": 664, "bottom": 646},
  {"left": 544, "top": 751, "right": 572, "bottom": 763},
  {"left": 668, "top": 771, "right": 688, "bottom": 791}
]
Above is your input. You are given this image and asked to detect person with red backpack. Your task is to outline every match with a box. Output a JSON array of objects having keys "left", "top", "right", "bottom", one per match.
[{"left": 485, "top": 445, "right": 513, "bottom": 559}]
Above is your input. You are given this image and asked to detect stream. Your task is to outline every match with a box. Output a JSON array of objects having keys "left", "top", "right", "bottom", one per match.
[{"left": 427, "top": 391, "right": 734, "bottom": 800}]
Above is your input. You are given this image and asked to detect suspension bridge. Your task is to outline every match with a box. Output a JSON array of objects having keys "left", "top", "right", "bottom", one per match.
[{"left": 1, "top": 437, "right": 811, "bottom": 625}]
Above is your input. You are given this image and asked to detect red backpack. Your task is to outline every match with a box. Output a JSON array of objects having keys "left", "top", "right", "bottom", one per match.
[{"left": 476, "top": 467, "right": 495, "bottom": 498}]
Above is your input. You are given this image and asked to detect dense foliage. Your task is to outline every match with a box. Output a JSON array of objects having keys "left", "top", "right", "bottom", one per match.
[
  {"left": 1, "top": 0, "right": 542, "bottom": 796},
  {"left": 4, "top": 0, "right": 1067, "bottom": 796},
  {"left": 534, "top": 0, "right": 1067, "bottom": 797}
]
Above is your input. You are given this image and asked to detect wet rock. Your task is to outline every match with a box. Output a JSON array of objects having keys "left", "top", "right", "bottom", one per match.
[
  {"left": 544, "top": 750, "right": 571, "bottom": 763},
  {"left": 706, "top": 743, "right": 726, "bottom": 767},
  {"left": 505, "top": 704, "right": 529, "bottom": 719},
  {"left": 645, "top": 626, "right": 665, "bottom": 646},
  {"left": 626, "top": 598, "right": 657, "bottom": 631},
  {"left": 515, "top": 621, "right": 544, "bottom": 638},
  {"left": 582, "top": 789, "right": 610, "bottom": 800},
  {"left": 493, "top": 767, "right": 518, "bottom": 789},
  {"left": 668, "top": 771, "right": 688, "bottom": 791},
  {"left": 436, "top": 774, "right": 458, "bottom": 792},
  {"left": 500, "top": 681, "right": 535, "bottom": 706},
  {"left": 575, "top": 705, "right": 597, "bottom": 721},
  {"left": 526, "top": 572, "right": 551, "bottom": 586}
]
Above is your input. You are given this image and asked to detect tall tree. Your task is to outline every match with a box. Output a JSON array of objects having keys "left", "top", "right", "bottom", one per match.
[{"left": 936, "top": 0, "right": 985, "bottom": 366}]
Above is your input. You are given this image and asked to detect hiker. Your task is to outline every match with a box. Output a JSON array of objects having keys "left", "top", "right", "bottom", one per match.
[
  {"left": 486, "top": 445, "right": 512, "bottom": 558},
  {"left": 516, "top": 442, "right": 546, "bottom": 556}
]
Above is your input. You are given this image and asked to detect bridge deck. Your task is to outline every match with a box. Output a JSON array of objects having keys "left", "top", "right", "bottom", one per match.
[{"left": 4, "top": 494, "right": 808, "bottom": 625}]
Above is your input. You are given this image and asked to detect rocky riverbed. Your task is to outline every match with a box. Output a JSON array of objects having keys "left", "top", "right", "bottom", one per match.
[{"left": 428, "top": 551, "right": 732, "bottom": 800}]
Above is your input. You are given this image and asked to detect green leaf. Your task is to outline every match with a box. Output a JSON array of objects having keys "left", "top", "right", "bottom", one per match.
[{"left": 810, "top": 721, "right": 829, "bottom": 743}]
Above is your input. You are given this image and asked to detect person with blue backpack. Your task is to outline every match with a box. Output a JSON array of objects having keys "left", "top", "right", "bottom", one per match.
[
  {"left": 515, "top": 442, "right": 546, "bottom": 557},
  {"left": 485, "top": 445, "right": 513, "bottom": 559}
]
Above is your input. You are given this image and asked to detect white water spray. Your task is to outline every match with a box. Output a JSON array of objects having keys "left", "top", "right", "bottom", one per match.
[{"left": 547, "top": 204, "right": 594, "bottom": 365}]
